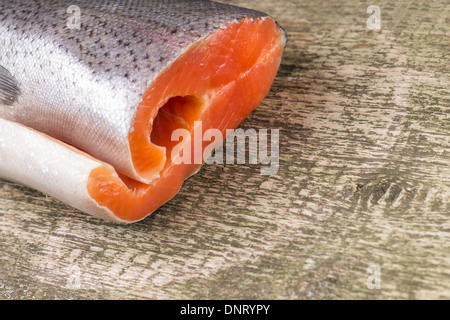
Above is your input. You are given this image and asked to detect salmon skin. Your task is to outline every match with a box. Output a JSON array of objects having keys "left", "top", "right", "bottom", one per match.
[{"left": 0, "top": 0, "right": 286, "bottom": 223}]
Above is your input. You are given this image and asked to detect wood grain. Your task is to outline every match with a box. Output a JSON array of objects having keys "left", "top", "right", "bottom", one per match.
[{"left": 0, "top": 0, "right": 448, "bottom": 299}]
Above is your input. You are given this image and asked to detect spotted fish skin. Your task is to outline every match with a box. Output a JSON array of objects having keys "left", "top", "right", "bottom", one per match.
[{"left": 0, "top": 0, "right": 270, "bottom": 181}]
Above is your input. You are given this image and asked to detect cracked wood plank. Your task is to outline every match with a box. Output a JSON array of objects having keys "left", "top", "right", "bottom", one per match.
[{"left": 0, "top": 0, "right": 449, "bottom": 299}]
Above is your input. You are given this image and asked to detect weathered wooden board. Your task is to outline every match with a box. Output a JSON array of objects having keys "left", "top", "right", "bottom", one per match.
[{"left": 0, "top": 0, "right": 448, "bottom": 299}]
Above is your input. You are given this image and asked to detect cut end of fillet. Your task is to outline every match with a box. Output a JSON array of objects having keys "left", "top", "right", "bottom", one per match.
[{"left": 87, "top": 17, "right": 286, "bottom": 222}]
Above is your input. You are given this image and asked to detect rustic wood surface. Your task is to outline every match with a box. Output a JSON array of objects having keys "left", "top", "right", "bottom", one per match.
[{"left": 0, "top": 0, "right": 449, "bottom": 299}]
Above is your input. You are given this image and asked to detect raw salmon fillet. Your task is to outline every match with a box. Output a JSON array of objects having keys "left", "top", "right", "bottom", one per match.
[{"left": 0, "top": 0, "right": 286, "bottom": 223}]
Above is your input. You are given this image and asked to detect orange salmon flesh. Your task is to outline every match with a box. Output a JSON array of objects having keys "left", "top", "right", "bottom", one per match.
[{"left": 87, "top": 17, "right": 286, "bottom": 222}]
